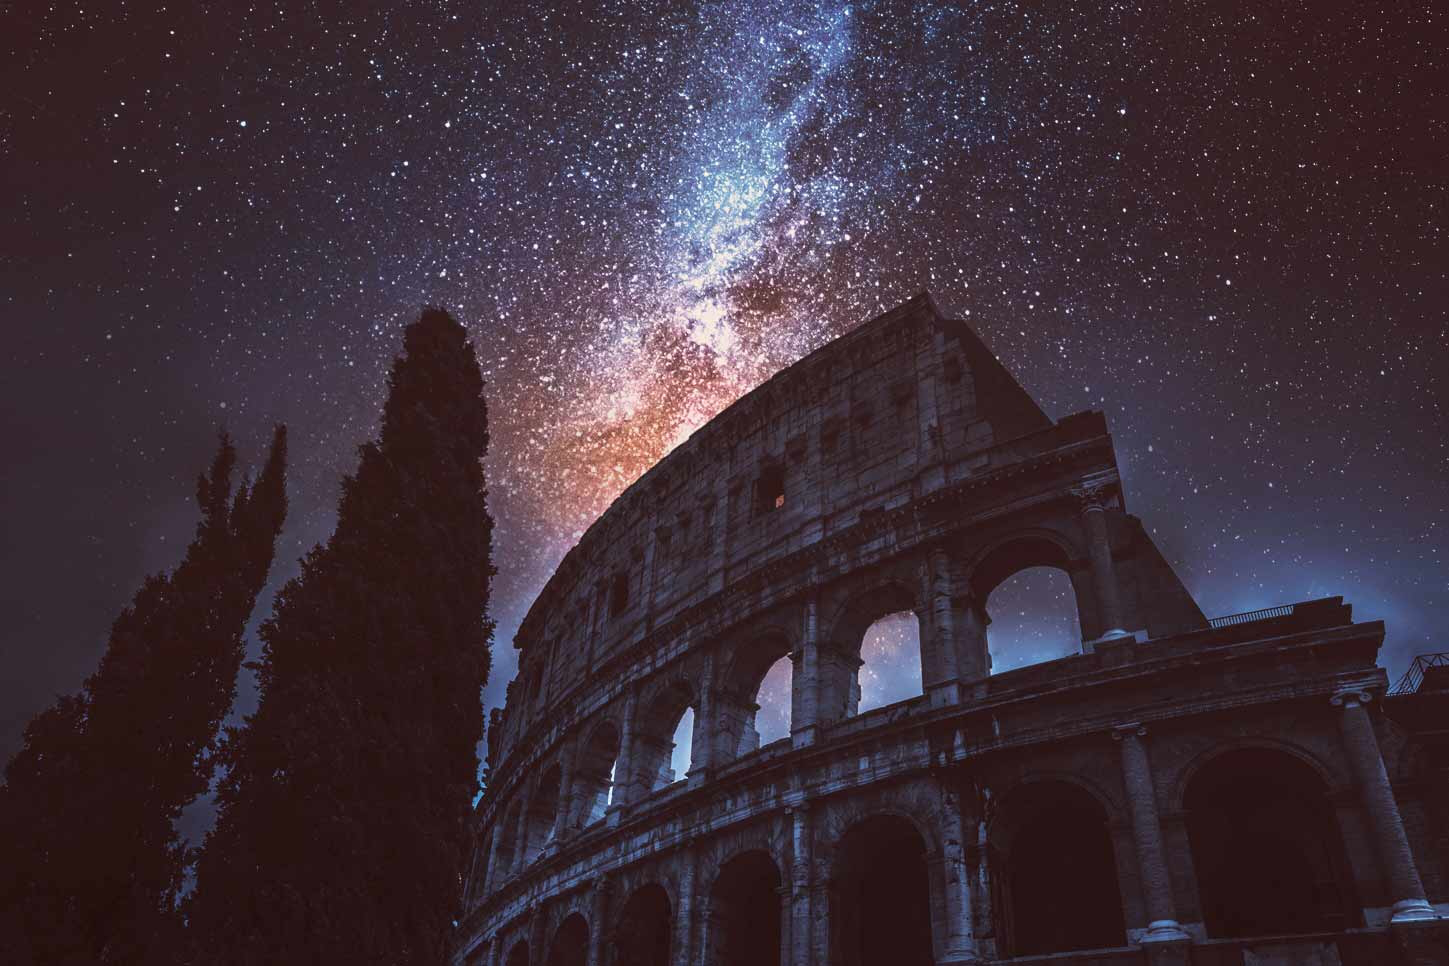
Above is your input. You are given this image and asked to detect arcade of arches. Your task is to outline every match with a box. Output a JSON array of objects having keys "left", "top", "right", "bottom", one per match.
[
  {"left": 465, "top": 301, "right": 1447, "bottom": 965},
  {"left": 469, "top": 698, "right": 1447, "bottom": 966}
]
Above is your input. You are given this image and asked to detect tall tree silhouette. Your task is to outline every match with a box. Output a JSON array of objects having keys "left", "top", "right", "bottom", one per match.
[
  {"left": 186, "top": 309, "right": 494, "bottom": 965},
  {"left": 0, "top": 427, "right": 289, "bottom": 966}
]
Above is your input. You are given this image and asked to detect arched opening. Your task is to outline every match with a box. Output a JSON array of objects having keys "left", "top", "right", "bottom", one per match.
[
  {"left": 574, "top": 722, "right": 621, "bottom": 827},
  {"left": 708, "top": 850, "right": 783, "bottom": 966},
  {"left": 634, "top": 683, "right": 696, "bottom": 794},
  {"left": 969, "top": 537, "right": 1089, "bottom": 674},
  {"left": 495, "top": 799, "right": 522, "bottom": 879},
  {"left": 718, "top": 634, "right": 793, "bottom": 763},
  {"left": 831, "top": 815, "right": 933, "bottom": 966},
  {"left": 613, "top": 883, "right": 671, "bottom": 966},
  {"left": 990, "top": 781, "right": 1125, "bottom": 957},
  {"left": 668, "top": 709, "right": 694, "bottom": 784},
  {"left": 984, "top": 566, "right": 1082, "bottom": 674},
  {"left": 752, "top": 656, "right": 792, "bottom": 745},
  {"left": 471, "top": 828, "right": 493, "bottom": 902},
  {"left": 548, "top": 913, "right": 589, "bottom": 966},
  {"left": 505, "top": 940, "right": 529, "bottom": 966},
  {"left": 524, "top": 764, "right": 562, "bottom": 863},
  {"left": 1185, "top": 748, "right": 1358, "bottom": 938},
  {"left": 858, "top": 611, "right": 923, "bottom": 714}
]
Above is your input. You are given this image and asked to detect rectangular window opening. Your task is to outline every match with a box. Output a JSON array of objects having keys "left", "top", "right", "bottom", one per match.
[{"left": 757, "top": 465, "right": 786, "bottom": 516}]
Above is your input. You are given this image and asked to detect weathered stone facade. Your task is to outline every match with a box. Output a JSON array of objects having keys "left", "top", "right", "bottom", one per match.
[{"left": 456, "top": 295, "right": 1449, "bottom": 966}]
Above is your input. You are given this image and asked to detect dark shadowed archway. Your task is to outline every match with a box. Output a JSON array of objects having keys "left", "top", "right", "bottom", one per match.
[
  {"left": 991, "top": 781, "right": 1125, "bottom": 956},
  {"left": 505, "top": 940, "right": 529, "bottom": 966},
  {"left": 612, "top": 883, "right": 671, "bottom": 966},
  {"left": 831, "top": 814, "right": 933, "bottom": 966},
  {"left": 547, "top": 913, "right": 589, "bottom": 966},
  {"left": 707, "top": 850, "right": 783, "bottom": 966},
  {"left": 1185, "top": 748, "right": 1358, "bottom": 938}
]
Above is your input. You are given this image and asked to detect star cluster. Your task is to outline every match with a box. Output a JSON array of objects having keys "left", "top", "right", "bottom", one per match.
[{"left": 2, "top": 1, "right": 1445, "bottom": 768}]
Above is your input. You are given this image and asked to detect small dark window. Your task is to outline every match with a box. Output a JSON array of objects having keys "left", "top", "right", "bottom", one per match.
[
  {"left": 756, "top": 465, "right": 786, "bottom": 515},
  {"left": 609, "top": 572, "right": 629, "bottom": 616},
  {"left": 821, "top": 419, "right": 841, "bottom": 454}
]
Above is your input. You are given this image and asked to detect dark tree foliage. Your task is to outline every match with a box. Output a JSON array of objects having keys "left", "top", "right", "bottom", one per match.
[
  {"left": 186, "top": 308, "right": 494, "bottom": 965},
  {"left": 0, "top": 427, "right": 289, "bottom": 966}
]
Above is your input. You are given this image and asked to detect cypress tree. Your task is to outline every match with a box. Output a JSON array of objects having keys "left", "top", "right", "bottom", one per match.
[
  {"left": 0, "top": 427, "right": 289, "bottom": 966},
  {"left": 186, "top": 308, "right": 494, "bottom": 964}
]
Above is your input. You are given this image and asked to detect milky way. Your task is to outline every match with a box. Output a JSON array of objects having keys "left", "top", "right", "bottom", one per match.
[{"left": 3, "top": 1, "right": 1446, "bottom": 775}]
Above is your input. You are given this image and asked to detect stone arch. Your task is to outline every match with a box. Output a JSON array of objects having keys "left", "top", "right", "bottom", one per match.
[
  {"left": 632, "top": 678, "right": 698, "bottom": 794},
  {"left": 821, "top": 576, "right": 926, "bottom": 723},
  {"left": 524, "top": 763, "right": 563, "bottom": 863},
  {"left": 829, "top": 813, "right": 934, "bottom": 966},
  {"left": 572, "top": 718, "right": 622, "bottom": 828},
  {"left": 987, "top": 768, "right": 1125, "bottom": 835},
  {"left": 611, "top": 882, "right": 672, "bottom": 966},
  {"left": 547, "top": 913, "right": 589, "bottom": 966},
  {"left": 965, "top": 530, "right": 1096, "bottom": 666},
  {"left": 1183, "top": 745, "right": 1360, "bottom": 938},
  {"left": 495, "top": 797, "right": 524, "bottom": 880},
  {"left": 705, "top": 849, "right": 784, "bottom": 966},
  {"left": 716, "top": 628, "right": 794, "bottom": 764},
  {"left": 815, "top": 784, "right": 946, "bottom": 866},
  {"left": 987, "top": 777, "right": 1127, "bottom": 957},
  {"left": 1167, "top": 735, "right": 1344, "bottom": 813}
]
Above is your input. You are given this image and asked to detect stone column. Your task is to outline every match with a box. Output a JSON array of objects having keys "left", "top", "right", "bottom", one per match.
[
  {"left": 936, "top": 775, "right": 981, "bottom": 963},
  {"left": 1113, "top": 724, "right": 1191, "bottom": 943},
  {"left": 791, "top": 596, "right": 821, "bottom": 748},
  {"left": 778, "top": 884, "right": 793, "bottom": 966},
  {"left": 923, "top": 551, "right": 961, "bottom": 707},
  {"left": 1331, "top": 688, "right": 1438, "bottom": 923},
  {"left": 529, "top": 909, "right": 547, "bottom": 964},
  {"left": 553, "top": 740, "right": 576, "bottom": 842},
  {"left": 487, "top": 934, "right": 502, "bottom": 966},
  {"left": 587, "top": 877, "right": 611, "bottom": 966},
  {"left": 675, "top": 846, "right": 697, "bottom": 966},
  {"left": 788, "top": 803, "right": 814, "bottom": 966},
  {"left": 610, "top": 687, "right": 639, "bottom": 814},
  {"left": 1073, "top": 477, "right": 1130, "bottom": 642},
  {"left": 689, "top": 652, "right": 716, "bottom": 783},
  {"left": 970, "top": 819, "right": 996, "bottom": 960}
]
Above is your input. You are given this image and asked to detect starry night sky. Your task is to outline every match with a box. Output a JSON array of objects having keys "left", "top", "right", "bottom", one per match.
[{"left": 3, "top": 1, "right": 1446, "bottom": 775}]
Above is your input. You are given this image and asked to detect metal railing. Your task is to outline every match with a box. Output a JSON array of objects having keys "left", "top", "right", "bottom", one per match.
[
  {"left": 1390, "top": 653, "right": 1449, "bottom": 695},
  {"left": 1208, "top": 603, "right": 1296, "bottom": 629}
]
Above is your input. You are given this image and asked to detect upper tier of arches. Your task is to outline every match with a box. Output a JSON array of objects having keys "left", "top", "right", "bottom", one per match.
[{"left": 476, "top": 296, "right": 1209, "bottom": 897}]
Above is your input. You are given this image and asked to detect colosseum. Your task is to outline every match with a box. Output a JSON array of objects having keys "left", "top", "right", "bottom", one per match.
[{"left": 455, "top": 294, "right": 1448, "bottom": 966}]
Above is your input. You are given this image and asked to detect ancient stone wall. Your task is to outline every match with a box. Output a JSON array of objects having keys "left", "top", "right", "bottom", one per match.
[{"left": 458, "top": 295, "right": 1448, "bottom": 966}]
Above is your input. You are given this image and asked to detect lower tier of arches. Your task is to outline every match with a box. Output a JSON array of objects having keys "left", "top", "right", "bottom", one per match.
[{"left": 465, "top": 712, "right": 1448, "bottom": 966}]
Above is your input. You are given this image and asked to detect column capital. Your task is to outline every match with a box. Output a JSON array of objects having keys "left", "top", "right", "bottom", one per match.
[
  {"left": 1329, "top": 686, "right": 1376, "bottom": 710},
  {"left": 1068, "top": 472, "right": 1119, "bottom": 512},
  {"left": 1111, "top": 721, "right": 1148, "bottom": 741}
]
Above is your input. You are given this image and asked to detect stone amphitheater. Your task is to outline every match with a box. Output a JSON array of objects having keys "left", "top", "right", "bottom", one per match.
[{"left": 455, "top": 294, "right": 1448, "bottom": 966}]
